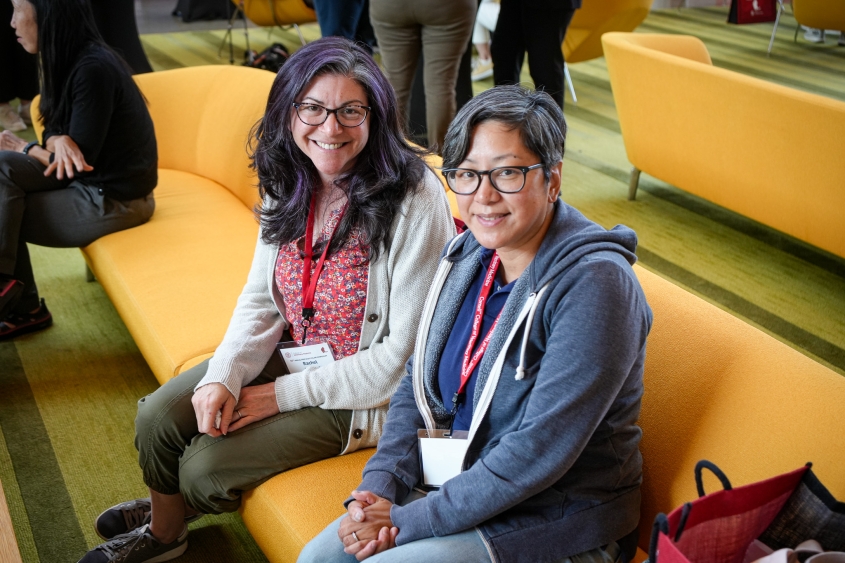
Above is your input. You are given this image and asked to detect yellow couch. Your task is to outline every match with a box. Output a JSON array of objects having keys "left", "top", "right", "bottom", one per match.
[
  {"left": 242, "top": 263, "right": 845, "bottom": 563},
  {"left": 602, "top": 32, "right": 845, "bottom": 259}
]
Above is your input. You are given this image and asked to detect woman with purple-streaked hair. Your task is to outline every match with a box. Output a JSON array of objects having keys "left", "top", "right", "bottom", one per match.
[{"left": 80, "top": 36, "right": 456, "bottom": 563}]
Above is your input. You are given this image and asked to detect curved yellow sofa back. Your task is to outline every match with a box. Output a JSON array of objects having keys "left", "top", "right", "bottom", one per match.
[
  {"left": 602, "top": 32, "right": 845, "bottom": 258},
  {"left": 232, "top": 0, "right": 316, "bottom": 27},
  {"left": 564, "top": 0, "right": 653, "bottom": 63},
  {"left": 134, "top": 65, "right": 276, "bottom": 209},
  {"left": 793, "top": 0, "right": 845, "bottom": 32}
]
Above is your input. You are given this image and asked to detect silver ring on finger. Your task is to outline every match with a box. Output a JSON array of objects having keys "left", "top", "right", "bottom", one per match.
[
  {"left": 237, "top": 409, "right": 243, "bottom": 419},
  {"left": 352, "top": 531, "right": 359, "bottom": 543}
]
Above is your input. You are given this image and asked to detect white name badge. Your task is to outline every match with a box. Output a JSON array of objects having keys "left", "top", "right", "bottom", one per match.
[
  {"left": 276, "top": 341, "right": 336, "bottom": 373},
  {"left": 418, "top": 429, "right": 469, "bottom": 488}
]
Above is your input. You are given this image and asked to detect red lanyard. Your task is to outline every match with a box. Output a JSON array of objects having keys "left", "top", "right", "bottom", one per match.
[
  {"left": 453, "top": 252, "right": 503, "bottom": 406},
  {"left": 301, "top": 196, "right": 346, "bottom": 344}
]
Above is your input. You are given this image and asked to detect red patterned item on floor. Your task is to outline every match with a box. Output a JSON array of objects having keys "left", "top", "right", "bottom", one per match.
[{"left": 728, "top": 0, "right": 778, "bottom": 24}]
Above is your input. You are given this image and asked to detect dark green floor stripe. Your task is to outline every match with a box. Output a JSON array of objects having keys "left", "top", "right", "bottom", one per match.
[
  {"left": 138, "top": 40, "right": 186, "bottom": 71},
  {"left": 0, "top": 342, "right": 88, "bottom": 563},
  {"left": 638, "top": 182, "right": 845, "bottom": 279},
  {"left": 637, "top": 247, "right": 845, "bottom": 372},
  {"left": 565, "top": 103, "right": 621, "bottom": 134}
]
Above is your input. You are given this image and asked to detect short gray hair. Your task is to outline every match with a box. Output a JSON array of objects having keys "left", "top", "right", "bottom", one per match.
[{"left": 441, "top": 85, "right": 566, "bottom": 182}]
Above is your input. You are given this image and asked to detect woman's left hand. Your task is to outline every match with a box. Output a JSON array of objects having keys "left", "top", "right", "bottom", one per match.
[
  {"left": 338, "top": 491, "right": 398, "bottom": 560},
  {"left": 0, "top": 131, "right": 27, "bottom": 152},
  {"left": 44, "top": 135, "right": 93, "bottom": 180},
  {"left": 227, "top": 382, "right": 280, "bottom": 432}
]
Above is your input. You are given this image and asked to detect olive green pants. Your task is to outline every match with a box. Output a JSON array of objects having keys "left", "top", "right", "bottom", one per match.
[{"left": 135, "top": 353, "right": 352, "bottom": 514}]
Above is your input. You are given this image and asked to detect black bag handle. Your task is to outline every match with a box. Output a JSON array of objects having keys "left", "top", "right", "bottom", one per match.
[
  {"left": 648, "top": 513, "right": 669, "bottom": 563},
  {"left": 695, "top": 460, "right": 732, "bottom": 498}
]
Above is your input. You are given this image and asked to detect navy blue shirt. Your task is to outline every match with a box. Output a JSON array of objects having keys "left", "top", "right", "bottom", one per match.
[{"left": 438, "top": 249, "right": 514, "bottom": 431}]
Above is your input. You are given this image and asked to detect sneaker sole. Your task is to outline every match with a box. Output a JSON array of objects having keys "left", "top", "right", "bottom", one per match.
[
  {"left": 0, "top": 316, "right": 51, "bottom": 341},
  {"left": 472, "top": 69, "right": 494, "bottom": 81}
]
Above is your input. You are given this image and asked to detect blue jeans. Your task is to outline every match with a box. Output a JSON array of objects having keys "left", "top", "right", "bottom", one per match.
[{"left": 297, "top": 492, "right": 623, "bottom": 563}]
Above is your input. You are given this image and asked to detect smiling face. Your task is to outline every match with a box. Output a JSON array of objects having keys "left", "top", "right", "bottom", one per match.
[
  {"left": 290, "top": 73, "right": 370, "bottom": 187},
  {"left": 10, "top": 0, "right": 38, "bottom": 54},
  {"left": 457, "top": 120, "right": 561, "bottom": 280}
]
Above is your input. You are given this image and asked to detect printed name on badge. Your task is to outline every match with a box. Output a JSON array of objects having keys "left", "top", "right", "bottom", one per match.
[{"left": 277, "top": 341, "right": 335, "bottom": 373}]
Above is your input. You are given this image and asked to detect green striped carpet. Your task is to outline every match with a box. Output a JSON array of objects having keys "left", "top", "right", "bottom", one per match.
[{"left": 2, "top": 7, "right": 844, "bottom": 563}]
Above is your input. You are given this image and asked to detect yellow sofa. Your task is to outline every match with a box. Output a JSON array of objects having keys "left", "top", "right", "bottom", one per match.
[
  {"left": 241, "top": 263, "right": 845, "bottom": 563},
  {"left": 602, "top": 32, "right": 845, "bottom": 260}
]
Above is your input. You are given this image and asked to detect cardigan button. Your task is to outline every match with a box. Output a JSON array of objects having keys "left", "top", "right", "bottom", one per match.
[
  {"left": 367, "top": 313, "right": 378, "bottom": 323},
  {"left": 352, "top": 429, "right": 363, "bottom": 439}
]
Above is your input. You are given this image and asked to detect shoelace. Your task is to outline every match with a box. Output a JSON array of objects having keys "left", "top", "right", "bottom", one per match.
[
  {"left": 120, "top": 503, "right": 151, "bottom": 532},
  {"left": 96, "top": 527, "right": 160, "bottom": 559}
]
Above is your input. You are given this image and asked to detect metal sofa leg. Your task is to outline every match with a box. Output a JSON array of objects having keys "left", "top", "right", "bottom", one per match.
[
  {"left": 768, "top": 0, "right": 784, "bottom": 56},
  {"left": 628, "top": 167, "right": 641, "bottom": 201},
  {"left": 564, "top": 63, "right": 577, "bottom": 104},
  {"left": 293, "top": 23, "right": 307, "bottom": 46},
  {"left": 85, "top": 264, "right": 95, "bottom": 282}
]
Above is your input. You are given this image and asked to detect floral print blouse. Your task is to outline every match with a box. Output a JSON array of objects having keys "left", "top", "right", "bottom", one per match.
[{"left": 275, "top": 208, "right": 370, "bottom": 359}]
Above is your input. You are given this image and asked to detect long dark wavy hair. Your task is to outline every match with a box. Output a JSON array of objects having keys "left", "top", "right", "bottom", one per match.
[
  {"left": 251, "top": 36, "right": 427, "bottom": 262},
  {"left": 29, "top": 0, "right": 134, "bottom": 132}
]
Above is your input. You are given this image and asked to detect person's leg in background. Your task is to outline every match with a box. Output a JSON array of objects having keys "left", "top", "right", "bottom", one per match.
[
  {"left": 0, "top": 0, "right": 39, "bottom": 131},
  {"left": 0, "top": 152, "right": 154, "bottom": 338},
  {"left": 521, "top": 3, "right": 576, "bottom": 108},
  {"left": 369, "top": 0, "right": 422, "bottom": 135},
  {"left": 418, "top": 0, "right": 476, "bottom": 150},
  {"left": 491, "top": 0, "right": 526, "bottom": 88},
  {"left": 0, "top": 152, "right": 69, "bottom": 323},
  {"left": 313, "top": 0, "right": 367, "bottom": 40},
  {"left": 471, "top": 0, "right": 500, "bottom": 81}
]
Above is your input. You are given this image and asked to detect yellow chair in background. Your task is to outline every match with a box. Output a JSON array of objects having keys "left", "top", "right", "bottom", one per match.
[
  {"left": 220, "top": 0, "right": 317, "bottom": 63},
  {"left": 562, "top": 0, "right": 654, "bottom": 102},
  {"left": 768, "top": 0, "right": 845, "bottom": 55}
]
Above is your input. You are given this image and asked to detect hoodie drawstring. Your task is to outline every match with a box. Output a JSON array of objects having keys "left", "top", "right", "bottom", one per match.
[{"left": 515, "top": 285, "right": 549, "bottom": 380}]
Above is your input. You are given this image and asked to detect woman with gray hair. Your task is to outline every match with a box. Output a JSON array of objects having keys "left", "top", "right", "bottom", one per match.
[{"left": 298, "top": 85, "right": 652, "bottom": 563}]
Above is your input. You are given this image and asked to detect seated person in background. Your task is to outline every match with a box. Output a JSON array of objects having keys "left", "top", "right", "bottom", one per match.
[
  {"left": 299, "top": 85, "right": 653, "bottom": 563},
  {"left": 79, "top": 36, "right": 455, "bottom": 563},
  {"left": 0, "top": 0, "right": 157, "bottom": 340}
]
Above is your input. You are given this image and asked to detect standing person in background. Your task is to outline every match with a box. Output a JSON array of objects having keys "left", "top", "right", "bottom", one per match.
[
  {"left": 492, "top": 0, "right": 581, "bottom": 108},
  {"left": 471, "top": 0, "right": 500, "bottom": 82},
  {"left": 369, "top": 0, "right": 475, "bottom": 151},
  {"left": 0, "top": 0, "right": 38, "bottom": 132}
]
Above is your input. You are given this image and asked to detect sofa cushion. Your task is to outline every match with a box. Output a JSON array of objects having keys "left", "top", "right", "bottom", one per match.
[
  {"left": 83, "top": 168, "right": 259, "bottom": 383},
  {"left": 240, "top": 449, "right": 375, "bottom": 563}
]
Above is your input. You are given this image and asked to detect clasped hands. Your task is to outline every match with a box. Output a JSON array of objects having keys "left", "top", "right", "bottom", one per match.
[
  {"left": 338, "top": 491, "right": 398, "bottom": 561},
  {"left": 191, "top": 381, "right": 279, "bottom": 437}
]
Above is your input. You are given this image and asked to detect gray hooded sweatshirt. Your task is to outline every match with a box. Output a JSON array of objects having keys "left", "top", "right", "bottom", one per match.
[{"left": 355, "top": 200, "right": 653, "bottom": 562}]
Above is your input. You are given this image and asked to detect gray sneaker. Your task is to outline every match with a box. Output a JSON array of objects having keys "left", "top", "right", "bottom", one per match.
[
  {"left": 94, "top": 498, "right": 203, "bottom": 541},
  {"left": 78, "top": 524, "right": 188, "bottom": 563}
]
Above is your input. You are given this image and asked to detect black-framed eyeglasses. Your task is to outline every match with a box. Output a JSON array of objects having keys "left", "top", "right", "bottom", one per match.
[
  {"left": 441, "top": 164, "right": 545, "bottom": 195},
  {"left": 292, "top": 102, "right": 371, "bottom": 128}
]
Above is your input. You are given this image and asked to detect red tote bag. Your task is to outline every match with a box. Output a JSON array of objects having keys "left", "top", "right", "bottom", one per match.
[
  {"left": 649, "top": 461, "right": 845, "bottom": 563},
  {"left": 728, "top": 0, "right": 778, "bottom": 24}
]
